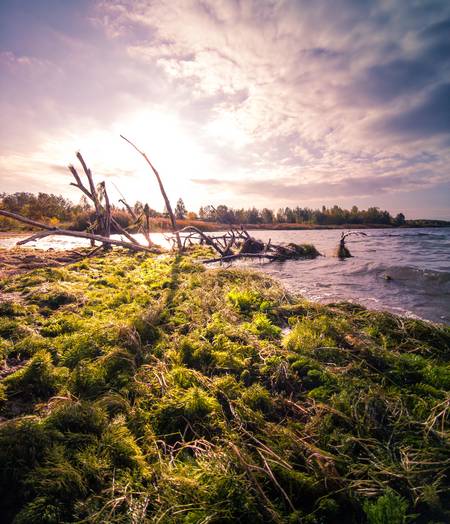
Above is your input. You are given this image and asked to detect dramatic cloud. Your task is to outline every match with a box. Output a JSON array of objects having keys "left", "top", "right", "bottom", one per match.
[
  {"left": 376, "top": 83, "right": 450, "bottom": 138},
  {"left": 1, "top": 0, "right": 449, "bottom": 218}
]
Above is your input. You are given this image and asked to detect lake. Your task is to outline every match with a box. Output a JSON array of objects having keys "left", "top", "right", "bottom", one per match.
[{"left": 1, "top": 227, "right": 449, "bottom": 324}]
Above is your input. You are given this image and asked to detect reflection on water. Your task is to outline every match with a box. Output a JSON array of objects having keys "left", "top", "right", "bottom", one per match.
[{"left": 2, "top": 227, "right": 449, "bottom": 324}]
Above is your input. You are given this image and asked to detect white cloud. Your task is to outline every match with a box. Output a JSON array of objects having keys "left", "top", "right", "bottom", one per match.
[{"left": 1, "top": 0, "right": 449, "bottom": 216}]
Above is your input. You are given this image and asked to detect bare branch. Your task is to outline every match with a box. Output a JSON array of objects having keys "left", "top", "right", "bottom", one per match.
[
  {"left": 120, "top": 135, "right": 181, "bottom": 252},
  {"left": 0, "top": 210, "right": 58, "bottom": 231},
  {"left": 16, "top": 230, "right": 152, "bottom": 252},
  {"left": 0, "top": 209, "right": 152, "bottom": 253}
]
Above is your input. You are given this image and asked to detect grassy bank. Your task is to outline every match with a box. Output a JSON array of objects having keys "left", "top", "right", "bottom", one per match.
[{"left": 0, "top": 249, "right": 449, "bottom": 523}]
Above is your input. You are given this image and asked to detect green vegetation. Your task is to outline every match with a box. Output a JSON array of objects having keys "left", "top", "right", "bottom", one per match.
[
  {"left": 0, "top": 248, "right": 449, "bottom": 523},
  {"left": 199, "top": 203, "right": 408, "bottom": 226},
  {"left": 5, "top": 191, "right": 449, "bottom": 232}
]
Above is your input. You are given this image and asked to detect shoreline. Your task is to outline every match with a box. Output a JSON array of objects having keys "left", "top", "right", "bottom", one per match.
[
  {"left": 1, "top": 223, "right": 450, "bottom": 239},
  {"left": 1, "top": 219, "right": 450, "bottom": 236}
]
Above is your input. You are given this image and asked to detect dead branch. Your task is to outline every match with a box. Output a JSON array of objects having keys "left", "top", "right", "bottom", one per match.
[
  {"left": 336, "top": 231, "right": 368, "bottom": 259},
  {"left": 176, "top": 226, "right": 320, "bottom": 264},
  {"left": 203, "top": 253, "right": 278, "bottom": 264},
  {"left": 120, "top": 134, "right": 182, "bottom": 252},
  {"left": 68, "top": 156, "right": 110, "bottom": 243},
  {"left": 0, "top": 210, "right": 58, "bottom": 231},
  {"left": 119, "top": 199, "right": 138, "bottom": 222},
  {"left": 99, "top": 181, "right": 111, "bottom": 238},
  {"left": 177, "top": 226, "right": 225, "bottom": 256},
  {"left": 17, "top": 230, "right": 153, "bottom": 252},
  {"left": 110, "top": 217, "right": 141, "bottom": 245},
  {"left": 118, "top": 199, "right": 152, "bottom": 247},
  {"left": 0, "top": 210, "right": 153, "bottom": 253}
]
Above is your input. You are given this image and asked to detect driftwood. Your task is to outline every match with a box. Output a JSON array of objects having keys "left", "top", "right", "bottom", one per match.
[
  {"left": 0, "top": 210, "right": 154, "bottom": 252},
  {"left": 1, "top": 143, "right": 186, "bottom": 255},
  {"left": 17, "top": 230, "right": 154, "bottom": 252},
  {"left": 118, "top": 199, "right": 153, "bottom": 248},
  {"left": 120, "top": 135, "right": 182, "bottom": 252},
  {"left": 175, "top": 227, "right": 321, "bottom": 263},
  {"left": 336, "top": 231, "right": 368, "bottom": 259},
  {"left": 177, "top": 226, "right": 227, "bottom": 256},
  {"left": 69, "top": 154, "right": 140, "bottom": 247}
]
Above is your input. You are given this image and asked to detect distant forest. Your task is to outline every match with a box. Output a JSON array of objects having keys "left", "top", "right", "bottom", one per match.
[{"left": 0, "top": 191, "right": 447, "bottom": 230}]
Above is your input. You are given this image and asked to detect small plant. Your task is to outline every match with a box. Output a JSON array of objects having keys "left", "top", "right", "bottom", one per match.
[
  {"left": 246, "top": 312, "right": 282, "bottom": 339},
  {"left": 363, "top": 490, "right": 410, "bottom": 524},
  {"left": 227, "top": 287, "right": 261, "bottom": 313}
]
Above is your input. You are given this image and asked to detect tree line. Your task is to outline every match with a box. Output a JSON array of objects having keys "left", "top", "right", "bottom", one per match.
[
  {"left": 195, "top": 203, "right": 406, "bottom": 226},
  {"left": 1, "top": 191, "right": 406, "bottom": 230}
]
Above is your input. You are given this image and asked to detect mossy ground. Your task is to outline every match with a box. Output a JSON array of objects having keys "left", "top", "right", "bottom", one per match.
[{"left": 0, "top": 247, "right": 449, "bottom": 523}]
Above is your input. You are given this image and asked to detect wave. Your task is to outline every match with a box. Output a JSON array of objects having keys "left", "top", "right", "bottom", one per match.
[{"left": 370, "top": 265, "right": 450, "bottom": 287}]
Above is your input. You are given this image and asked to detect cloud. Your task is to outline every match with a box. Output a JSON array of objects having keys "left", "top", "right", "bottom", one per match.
[
  {"left": 192, "top": 171, "right": 437, "bottom": 202},
  {"left": 1, "top": 0, "right": 450, "bottom": 218},
  {"left": 374, "top": 83, "right": 450, "bottom": 139},
  {"left": 349, "top": 58, "right": 437, "bottom": 104}
]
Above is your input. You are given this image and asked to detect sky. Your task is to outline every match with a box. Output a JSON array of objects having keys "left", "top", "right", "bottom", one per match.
[{"left": 0, "top": 0, "right": 449, "bottom": 219}]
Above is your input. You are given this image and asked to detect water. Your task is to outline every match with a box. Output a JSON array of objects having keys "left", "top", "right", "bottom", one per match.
[
  {"left": 242, "top": 228, "right": 450, "bottom": 324},
  {"left": 1, "top": 228, "right": 449, "bottom": 324}
]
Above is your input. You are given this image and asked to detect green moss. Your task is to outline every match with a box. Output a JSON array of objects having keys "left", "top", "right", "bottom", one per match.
[
  {"left": 29, "top": 288, "right": 80, "bottom": 310},
  {"left": 245, "top": 312, "right": 282, "bottom": 339},
  {"left": 0, "top": 250, "right": 449, "bottom": 524},
  {"left": 0, "top": 300, "right": 26, "bottom": 317},
  {"left": 40, "top": 314, "right": 82, "bottom": 337},
  {"left": 240, "top": 383, "right": 273, "bottom": 414},
  {"left": 363, "top": 490, "right": 410, "bottom": 524},
  {"left": 227, "top": 287, "right": 261, "bottom": 313},
  {"left": 98, "top": 416, "right": 147, "bottom": 472},
  {"left": 284, "top": 315, "right": 347, "bottom": 353},
  {"left": 70, "top": 360, "right": 107, "bottom": 398},
  {"left": 153, "top": 386, "right": 220, "bottom": 437},
  {"left": 0, "top": 318, "right": 31, "bottom": 340},
  {"left": 45, "top": 401, "right": 107, "bottom": 436},
  {"left": 4, "top": 350, "right": 69, "bottom": 401}
]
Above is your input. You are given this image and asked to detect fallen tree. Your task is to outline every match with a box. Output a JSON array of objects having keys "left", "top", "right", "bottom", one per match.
[
  {"left": 0, "top": 210, "right": 154, "bottom": 253},
  {"left": 0, "top": 141, "right": 321, "bottom": 262},
  {"left": 0, "top": 145, "right": 178, "bottom": 254}
]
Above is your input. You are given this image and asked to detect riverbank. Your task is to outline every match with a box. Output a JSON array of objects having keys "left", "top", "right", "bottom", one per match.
[
  {"left": 0, "top": 248, "right": 449, "bottom": 523},
  {"left": 2, "top": 226, "right": 450, "bottom": 324},
  {"left": 1, "top": 217, "right": 449, "bottom": 235}
]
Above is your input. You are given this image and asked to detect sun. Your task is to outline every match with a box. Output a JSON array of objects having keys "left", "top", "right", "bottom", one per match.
[{"left": 35, "top": 109, "right": 218, "bottom": 211}]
